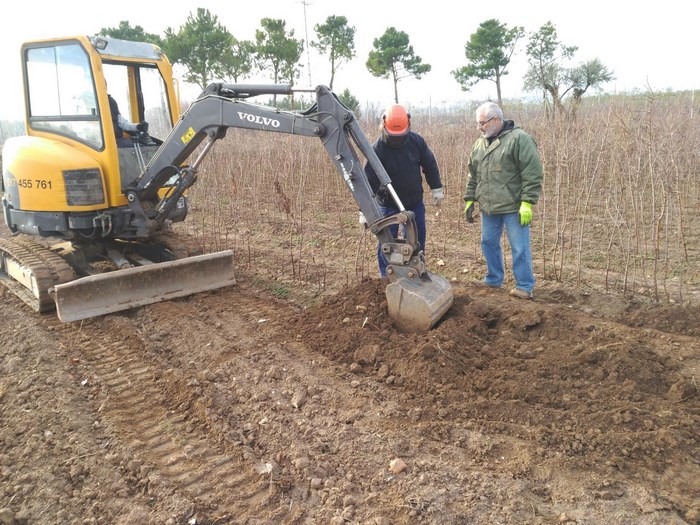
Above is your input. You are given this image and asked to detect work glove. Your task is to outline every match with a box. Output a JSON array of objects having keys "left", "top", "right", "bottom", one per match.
[
  {"left": 464, "top": 200, "right": 475, "bottom": 223},
  {"left": 519, "top": 201, "right": 533, "bottom": 226},
  {"left": 136, "top": 121, "right": 149, "bottom": 133},
  {"left": 358, "top": 211, "right": 367, "bottom": 226},
  {"left": 431, "top": 187, "right": 445, "bottom": 206}
]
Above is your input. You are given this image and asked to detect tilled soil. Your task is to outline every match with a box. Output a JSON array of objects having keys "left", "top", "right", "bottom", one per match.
[{"left": 1, "top": 263, "right": 698, "bottom": 525}]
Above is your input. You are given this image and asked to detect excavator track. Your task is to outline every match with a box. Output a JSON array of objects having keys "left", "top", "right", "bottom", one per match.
[
  {"left": 0, "top": 236, "right": 76, "bottom": 313},
  {"left": 151, "top": 230, "right": 204, "bottom": 258}
]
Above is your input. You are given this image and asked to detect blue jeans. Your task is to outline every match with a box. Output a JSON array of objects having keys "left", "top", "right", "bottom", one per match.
[
  {"left": 481, "top": 211, "right": 535, "bottom": 292},
  {"left": 377, "top": 201, "right": 426, "bottom": 278}
]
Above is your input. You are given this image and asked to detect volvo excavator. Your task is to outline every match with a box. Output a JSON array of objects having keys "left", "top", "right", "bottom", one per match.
[{"left": 1, "top": 35, "right": 452, "bottom": 331}]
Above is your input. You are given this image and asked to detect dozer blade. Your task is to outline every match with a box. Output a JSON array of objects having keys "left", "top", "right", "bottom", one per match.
[
  {"left": 49, "top": 251, "right": 236, "bottom": 322},
  {"left": 385, "top": 270, "right": 453, "bottom": 332}
]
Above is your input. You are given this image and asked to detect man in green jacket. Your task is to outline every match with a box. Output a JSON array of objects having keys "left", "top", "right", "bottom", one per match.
[{"left": 463, "top": 102, "right": 543, "bottom": 299}]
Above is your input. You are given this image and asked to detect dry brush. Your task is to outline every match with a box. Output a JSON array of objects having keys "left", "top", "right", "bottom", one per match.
[{"left": 180, "top": 92, "right": 699, "bottom": 304}]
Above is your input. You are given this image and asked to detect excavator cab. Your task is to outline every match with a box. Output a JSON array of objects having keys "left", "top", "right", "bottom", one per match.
[
  {"left": 2, "top": 35, "right": 183, "bottom": 233},
  {"left": 1, "top": 36, "right": 235, "bottom": 320}
]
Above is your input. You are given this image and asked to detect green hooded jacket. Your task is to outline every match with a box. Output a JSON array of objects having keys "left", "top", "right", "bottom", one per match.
[{"left": 464, "top": 120, "right": 543, "bottom": 216}]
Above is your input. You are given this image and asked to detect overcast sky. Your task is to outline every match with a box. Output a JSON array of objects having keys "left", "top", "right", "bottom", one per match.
[{"left": 1, "top": 0, "right": 697, "bottom": 120}]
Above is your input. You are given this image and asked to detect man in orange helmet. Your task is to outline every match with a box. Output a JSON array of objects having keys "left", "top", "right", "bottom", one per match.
[{"left": 364, "top": 104, "right": 444, "bottom": 278}]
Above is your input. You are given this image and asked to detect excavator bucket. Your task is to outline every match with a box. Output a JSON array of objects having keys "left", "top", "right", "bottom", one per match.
[
  {"left": 49, "top": 251, "right": 236, "bottom": 322},
  {"left": 385, "top": 270, "right": 453, "bottom": 332}
]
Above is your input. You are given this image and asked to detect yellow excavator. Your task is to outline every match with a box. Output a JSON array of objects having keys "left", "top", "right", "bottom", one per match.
[{"left": 0, "top": 35, "right": 452, "bottom": 331}]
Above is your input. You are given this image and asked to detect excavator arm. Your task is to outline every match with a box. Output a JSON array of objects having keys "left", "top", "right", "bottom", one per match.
[
  {"left": 125, "top": 84, "right": 452, "bottom": 331},
  {"left": 127, "top": 85, "right": 388, "bottom": 239}
]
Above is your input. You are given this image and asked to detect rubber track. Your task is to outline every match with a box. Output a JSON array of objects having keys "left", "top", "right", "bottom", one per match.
[
  {"left": 0, "top": 237, "right": 75, "bottom": 313},
  {"left": 152, "top": 231, "right": 204, "bottom": 259}
]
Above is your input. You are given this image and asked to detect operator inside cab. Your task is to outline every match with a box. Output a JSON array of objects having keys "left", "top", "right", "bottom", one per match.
[{"left": 106, "top": 81, "right": 149, "bottom": 147}]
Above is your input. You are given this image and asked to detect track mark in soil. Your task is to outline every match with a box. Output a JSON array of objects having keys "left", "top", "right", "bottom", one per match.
[{"left": 40, "top": 314, "right": 265, "bottom": 514}]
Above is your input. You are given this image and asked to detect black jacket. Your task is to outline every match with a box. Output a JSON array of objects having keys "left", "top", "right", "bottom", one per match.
[
  {"left": 107, "top": 94, "right": 125, "bottom": 140},
  {"left": 364, "top": 131, "right": 442, "bottom": 209}
]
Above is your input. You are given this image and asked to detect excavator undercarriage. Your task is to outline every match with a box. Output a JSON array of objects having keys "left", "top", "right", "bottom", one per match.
[{"left": 0, "top": 233, "right": 235, "bottom": 322}]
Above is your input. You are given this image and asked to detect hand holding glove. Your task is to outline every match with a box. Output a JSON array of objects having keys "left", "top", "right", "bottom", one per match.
[
  {"left": 136, "top": 121, "right": 149, "bottom": 133},
  {"left": 464, "top": 200, "right": 475, "bottom": 223},
  {"left": 519, "top": 201, "right": 533, "bottom": 226},
  {"left": 431, "top": 187, "right": 445, "bottom": 206}
]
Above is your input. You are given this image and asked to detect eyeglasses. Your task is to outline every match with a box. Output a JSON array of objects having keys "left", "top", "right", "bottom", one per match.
[{"left": 477, "top": 116, "right": 496, "bottom": 127}]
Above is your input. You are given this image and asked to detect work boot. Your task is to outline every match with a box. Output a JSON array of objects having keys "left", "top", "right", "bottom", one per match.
[{"left": 509, "top": 288, "right": 533, "bottom": 300}]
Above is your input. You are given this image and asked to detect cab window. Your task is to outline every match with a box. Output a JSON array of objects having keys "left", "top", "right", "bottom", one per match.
[{"left": 25, "top": 43, "right": 103, "bottom": 149}]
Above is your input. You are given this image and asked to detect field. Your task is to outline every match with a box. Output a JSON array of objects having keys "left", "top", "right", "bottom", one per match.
[{"left": 0, "top": 92, "right": 698, "bottom": 524}]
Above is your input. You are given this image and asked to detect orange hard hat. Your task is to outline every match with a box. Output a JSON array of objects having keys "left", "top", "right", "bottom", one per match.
[{"left": 382, "top": 104, "right": 410, "bottom": 136}]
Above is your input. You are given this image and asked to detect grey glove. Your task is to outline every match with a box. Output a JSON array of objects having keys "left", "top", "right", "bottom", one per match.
[
  {"left": 431, "top": 187, "right": 445, "bottom": 206},
  {"left": 136, "top": 121, "right": 149, "bottom": 133}
]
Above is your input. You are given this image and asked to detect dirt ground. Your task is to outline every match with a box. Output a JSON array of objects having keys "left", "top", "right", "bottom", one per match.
[{"left": 1, "top": 225, "right": 699, "bottom": 525}]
